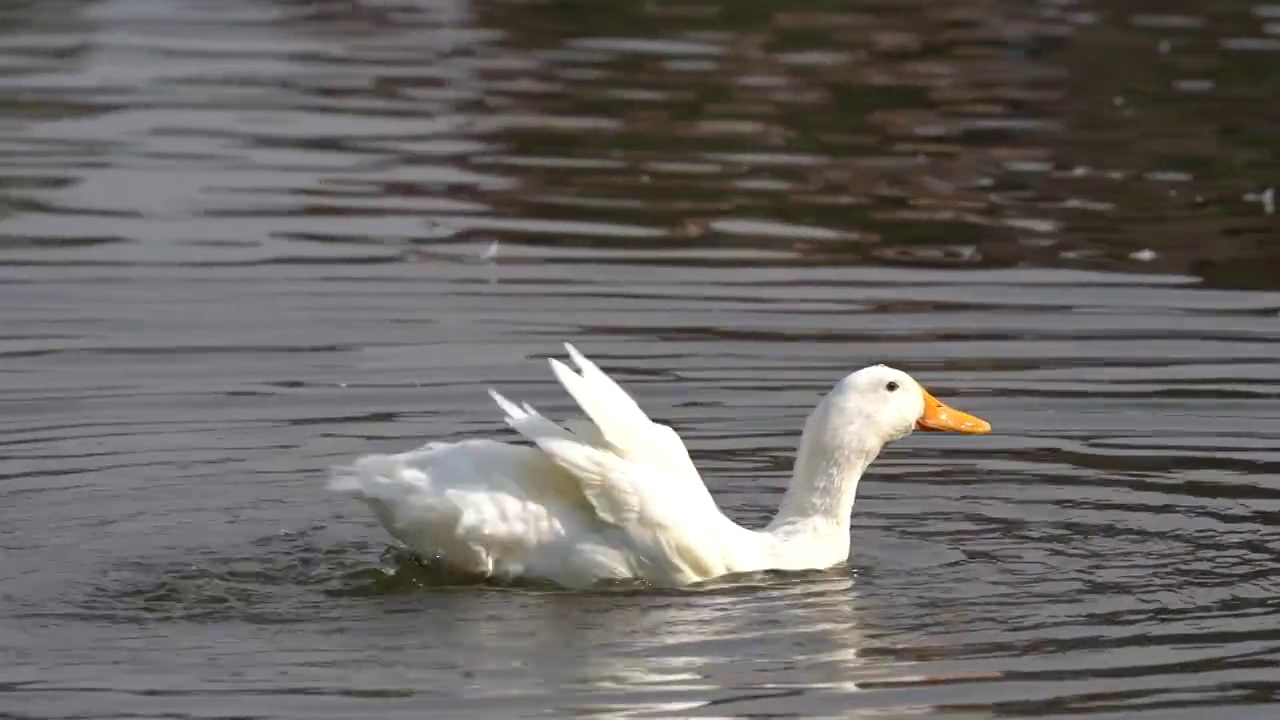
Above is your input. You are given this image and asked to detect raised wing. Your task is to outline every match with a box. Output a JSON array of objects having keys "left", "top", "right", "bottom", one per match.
[
  {"left": 555, "top": 344, "right": 702, "bottom": 482},
  {"left": 488, "top": 345, "right": 734, "bottom": 577}
]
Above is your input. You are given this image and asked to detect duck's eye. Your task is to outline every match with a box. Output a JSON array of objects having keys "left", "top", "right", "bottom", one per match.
[{"left": 886, "top": 381, "right": 899, "bottom": 392}]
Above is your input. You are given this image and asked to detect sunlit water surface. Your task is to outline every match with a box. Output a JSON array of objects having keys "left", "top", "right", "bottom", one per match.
[{"left": 2, "top": 0, "right": 1279, "bottom": 717}]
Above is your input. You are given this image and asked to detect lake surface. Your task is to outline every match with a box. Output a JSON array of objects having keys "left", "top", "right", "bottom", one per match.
[{"left": 2, "top": 0, "right": 1279, "bottom": 717}]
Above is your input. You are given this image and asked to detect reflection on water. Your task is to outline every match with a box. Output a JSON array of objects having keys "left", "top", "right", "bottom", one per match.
[
  {"left": 1, "top": 0, "right": 1275, "bottom": 279},
  {"left": 2, "top": 0, "right": 1280, "bottom": 718}
]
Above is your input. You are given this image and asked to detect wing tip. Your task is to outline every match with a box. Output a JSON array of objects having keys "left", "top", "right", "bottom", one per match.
[
  {"left": 548, "top": 356, "right": 580, "bottom": 385},
  {"left": 488, "top": 387, "right": 524, "bottom": 419},
  {"left": 565, "top": 342, "right": 605, "bottom": 377}
]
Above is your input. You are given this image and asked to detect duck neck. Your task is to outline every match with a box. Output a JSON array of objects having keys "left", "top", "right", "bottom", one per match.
[{"left": 767, "top": 406, "right": 882, "bottom": 537}]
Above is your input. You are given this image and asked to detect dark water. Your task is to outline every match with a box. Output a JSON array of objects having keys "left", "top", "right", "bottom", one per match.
[{"left": 2, "top": 0, "right": 1279, "bottom": 717}]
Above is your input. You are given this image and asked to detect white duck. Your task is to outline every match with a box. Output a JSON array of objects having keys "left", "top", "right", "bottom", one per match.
[{"left": 330, "top": 344, "right": 990, "bottom": 588}]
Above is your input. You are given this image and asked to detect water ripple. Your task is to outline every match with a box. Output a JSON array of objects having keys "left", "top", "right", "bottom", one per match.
[{"left": 2, "top": 0, "right": 1280, "bottom": 718}]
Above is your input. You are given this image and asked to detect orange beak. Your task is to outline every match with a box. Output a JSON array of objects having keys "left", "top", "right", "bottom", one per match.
[{"left": 915, "top": 388, "right": 991, "bottom": 434}]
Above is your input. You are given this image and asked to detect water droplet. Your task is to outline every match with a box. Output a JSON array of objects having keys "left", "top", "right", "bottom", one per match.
[{"left": 1243, "top": 188, "right": 1275, "bottom": 214}]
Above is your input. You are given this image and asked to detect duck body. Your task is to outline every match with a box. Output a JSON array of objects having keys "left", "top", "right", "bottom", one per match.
[
  {"left": 332, "top": 438, "right": 777, "bottom": 587},
  {"left": 330, "top": 345, "right": 989, "bottom": 588}
]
